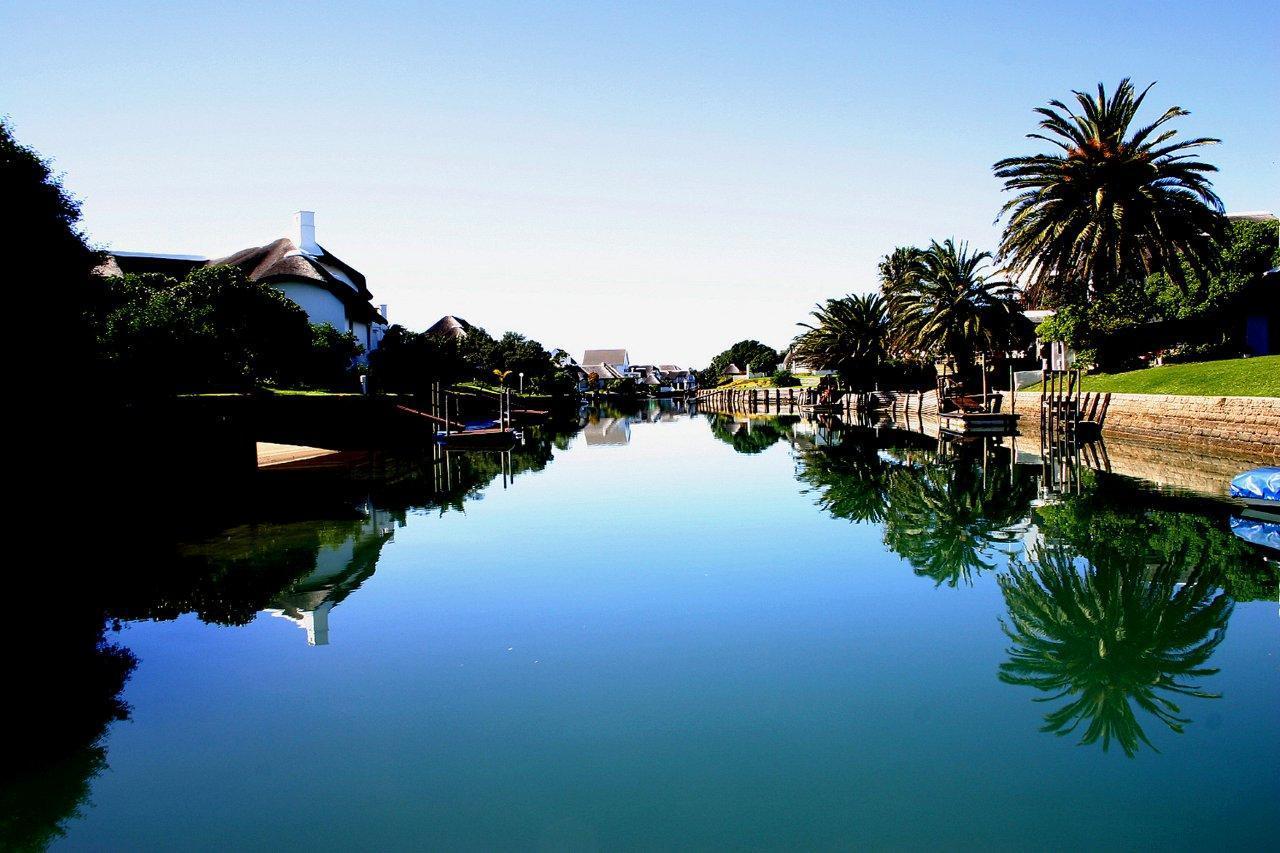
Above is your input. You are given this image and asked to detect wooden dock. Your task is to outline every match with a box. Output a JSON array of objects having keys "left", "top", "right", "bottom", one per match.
[
  {"left": 695, "top": 386, "right": 868, "bottom": 416},
  {"left": 257, "top": 442, "right": 342, "bottom": 468}
]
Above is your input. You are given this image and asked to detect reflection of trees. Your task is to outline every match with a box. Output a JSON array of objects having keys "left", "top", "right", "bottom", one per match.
[
  {"left": 708, "top": 414, "right": 792, "bottom": 455},
  {"left": 107, "top": 514, "right": 381, "bottom": 626},
  {"left": 1034, "top": 479, "right": 1279, "bottom": 603},
  {"left": 797, "top": 437, "right": 1035, "bottom": 587},
  {"left": 2, "top": 616, "right": 136, "bottom": 849},
  {"left": 795, "top": 440, "right": 890, "bottom": 524},
  {"left": 999, "top": 545, "right": 1231, "bottom": 757},
  {"left": 883, "top": 457, "right": 1033, "bottom": 586}
]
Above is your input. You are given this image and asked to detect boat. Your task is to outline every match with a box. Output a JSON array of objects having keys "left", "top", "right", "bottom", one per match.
[
  {"left": 1230, "top": 466, "right": 1280, "bottom": 513},
  {"left": 435, "top": 426, "right": 520, "bottom": 447},
  {"left": 1230, "top": 514, "right": 1280, "bottom": 552},
  {"left": 938, "top": 409, "right": 1020, "bottom": 435}
]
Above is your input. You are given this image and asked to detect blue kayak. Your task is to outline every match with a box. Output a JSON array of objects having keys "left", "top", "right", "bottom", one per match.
[
  {"left": 1230, "top": 515, "right": 1280, "bottom": 551},
  {"left": 1229, "top": 466, "right": 1280, "bottom": 510}
]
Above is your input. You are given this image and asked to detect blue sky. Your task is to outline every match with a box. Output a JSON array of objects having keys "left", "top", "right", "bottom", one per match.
[{"left": 4, "top": 0, "right": 1277, "bottom": 365}]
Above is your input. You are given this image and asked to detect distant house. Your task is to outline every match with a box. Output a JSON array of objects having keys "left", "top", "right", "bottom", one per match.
[
  {"left": 425, "top": 315, "right": 475, "bottom": 339},
  {"left": 723, "top": 363, "right": 744, "bottom": 379},
  {"left": 658, "top": 364, "right": 698, "bottom": 392},
  {"left": 581, "top": 348, "right": 630, "bottom": 387},
  {"left": 550, "top": 349, "right": 590, "bottom": 391},
  {"left": 781, "top": 348, "right": 835, "bottom": 378},
  {"left": 100, "top": 211, "right": 388, "bottom": 356}
]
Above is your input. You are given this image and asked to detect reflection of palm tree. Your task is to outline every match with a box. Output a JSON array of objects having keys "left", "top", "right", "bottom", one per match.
[
  {"left": 795, "top": 443, "right": 890, "bottom": 524},
  {"left": 882, "top": 456, "right": 1033, "bottom": 587},
  {"left": 795, "top": 439, "right": 1033, "bottom": 585},
  {"left": 998, "top": 545, "right": 1231, "bottom": 756}
]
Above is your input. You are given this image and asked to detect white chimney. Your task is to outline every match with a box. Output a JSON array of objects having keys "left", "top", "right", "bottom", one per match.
[
  {"left": 294, "top": 210, "right": 321, "bottom": 254},
  {"left": 379, "top": 304, "right": 388, "bottom": 322}
]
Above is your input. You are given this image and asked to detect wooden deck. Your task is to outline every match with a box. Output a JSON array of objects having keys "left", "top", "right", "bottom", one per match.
[{"left": 257, "top": 442, "right": 342, "bottom": 468}]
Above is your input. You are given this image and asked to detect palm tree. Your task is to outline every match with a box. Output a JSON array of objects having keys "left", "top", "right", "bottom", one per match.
[
  {"left": 877, "top": 246, "right": 923, "bottom": 295},
  {"left": 793, "top": 293, "right": 890, "bottom": 387},
  {"left": 993, "top": 79, "right": 1226, "bottom": 307},
  {"left": 889, "top": 239, "right": 1020, "bottom": 373},
  {"left": 998, "top": 545, "right": 1231, "bottom": 757}
]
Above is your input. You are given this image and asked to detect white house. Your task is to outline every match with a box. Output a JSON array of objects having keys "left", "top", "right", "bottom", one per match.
[
  {"left": 581, "top": 348, "right": 630, "bottom": 386},
  {"left": 101, "top": 211, "right": 389, "bottom": 357}
]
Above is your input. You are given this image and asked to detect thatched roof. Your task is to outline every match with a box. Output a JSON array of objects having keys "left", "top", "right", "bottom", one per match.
[
  {"left": 425, "top": 315, "right": 474, "bottom": 339},
  {"left": 583, "top": 349, "right": 628, "bottom": 366},
  {"left": 102, "top": 237, "right": 384, "bottom": 324}
]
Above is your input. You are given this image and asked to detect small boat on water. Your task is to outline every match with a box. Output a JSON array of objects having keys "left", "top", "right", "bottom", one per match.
[
  {"left": 436, "top": 425, "right": 520, "bottom": 447},
  {"left": 1230, "top": 466, "right": 1280, "bottom": 513},
  {"left": 1230, "top": 515, "right": 1280, "bottom": 552}
]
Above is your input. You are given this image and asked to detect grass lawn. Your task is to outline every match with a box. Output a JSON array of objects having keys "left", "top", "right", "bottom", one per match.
[
  {"left": 716, "top": 375, "right": 820, "bottom": 390},
  {"left": 1026, "top": 355, "right": 1280, "bottom": 397}
]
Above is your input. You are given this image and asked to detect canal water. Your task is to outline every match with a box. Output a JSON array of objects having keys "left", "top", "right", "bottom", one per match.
[{"left": 12, "top": 404, "right": 1278, "bottom": 849}]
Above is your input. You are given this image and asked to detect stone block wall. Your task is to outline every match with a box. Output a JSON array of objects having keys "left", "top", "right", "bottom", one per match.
[{"left": 1013, "top": 391, "right": 1280, "bottom": 462}]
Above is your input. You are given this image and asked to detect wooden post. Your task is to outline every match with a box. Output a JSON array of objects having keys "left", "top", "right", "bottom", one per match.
[{"left": 981, "top": 354, "right": 989, "bottom": 413}]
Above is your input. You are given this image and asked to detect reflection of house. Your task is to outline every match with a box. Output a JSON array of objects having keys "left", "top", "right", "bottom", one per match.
[
  {"left": 100, "top": 211, "right": 389, "bottom": 356},
  {"left": 263, "top": 504, "right": 396, "bottom": 645},
  {"left": 583, "top": 416, "right": 631, "bottom": 445}
]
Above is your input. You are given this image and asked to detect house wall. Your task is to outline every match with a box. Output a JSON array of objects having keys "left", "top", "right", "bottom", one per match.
[{"left": 274, "top": 282, "right": 348, "bottom": 330}]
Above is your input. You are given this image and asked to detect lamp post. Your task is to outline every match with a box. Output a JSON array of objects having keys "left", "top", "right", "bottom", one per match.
[{"left": 519, "top": 372, "right": 524, "bottom": 393}]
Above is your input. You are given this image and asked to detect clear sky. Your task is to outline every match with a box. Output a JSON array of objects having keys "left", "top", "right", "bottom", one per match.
[{"left": 4, "top": 1, "right": 1277, "bottom": 366}]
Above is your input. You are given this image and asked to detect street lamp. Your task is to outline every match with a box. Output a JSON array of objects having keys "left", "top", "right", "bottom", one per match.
[{"left": 519, "top": 372, "right": 524, "bottom": 393}]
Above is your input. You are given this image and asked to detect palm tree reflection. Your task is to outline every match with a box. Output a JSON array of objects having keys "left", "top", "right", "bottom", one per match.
[
  {"left": 882, "top": 453, "right": 1033, "bottom": 587},
  {"left": 797, "top": 437, "right": 1034, "bottom": 586},
  {"left": 998, "top": 544, "right": 1231, "bottom": 756}
]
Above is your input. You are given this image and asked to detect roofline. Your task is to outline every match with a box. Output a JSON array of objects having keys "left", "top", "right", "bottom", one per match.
[{"left": 110, "top": 250, "right": 209, "bottom": 261}]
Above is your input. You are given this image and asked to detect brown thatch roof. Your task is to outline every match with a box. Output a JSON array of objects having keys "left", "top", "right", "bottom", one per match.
[
  {"left": 425, "top": 315, "right": 474, "bottom": 339},
  {"left": 583, "top": 349, "right": 628, "bottom": 366},
  {"left": 101, "top": 229, "right": 384, "bottom": 325},
  {"left": 209, "top": 238, "right": 370, "bottom": 299}
]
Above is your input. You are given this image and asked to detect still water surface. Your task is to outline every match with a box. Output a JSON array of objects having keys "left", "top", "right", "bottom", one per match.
[{"left": 22, "top": 405, "right": 1280, "bottom": 849}]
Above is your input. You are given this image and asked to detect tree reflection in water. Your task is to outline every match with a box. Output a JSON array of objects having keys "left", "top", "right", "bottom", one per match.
[
  {"left": 3, "top": 616, "right": 136, "bottom": 850},
  {"left": 999, "top": 544, "right": 1231, "bottom": 757},
  {"left": 4, "top": 421, "right": 580, "bottom": 847},
  {"left": 794, "top": 422, "right": 1256, "bottom": 755},
  {"left": 707, "top": 413, "right": 796, "bottom": 455},
  {"left": 797, "top": 434, "right": 1035, "bottom": 587}
]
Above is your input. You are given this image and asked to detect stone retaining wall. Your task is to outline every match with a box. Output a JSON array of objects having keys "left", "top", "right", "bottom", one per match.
[{"left": 1013, "top": 391, "right": 1280, "bottom": 463}]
